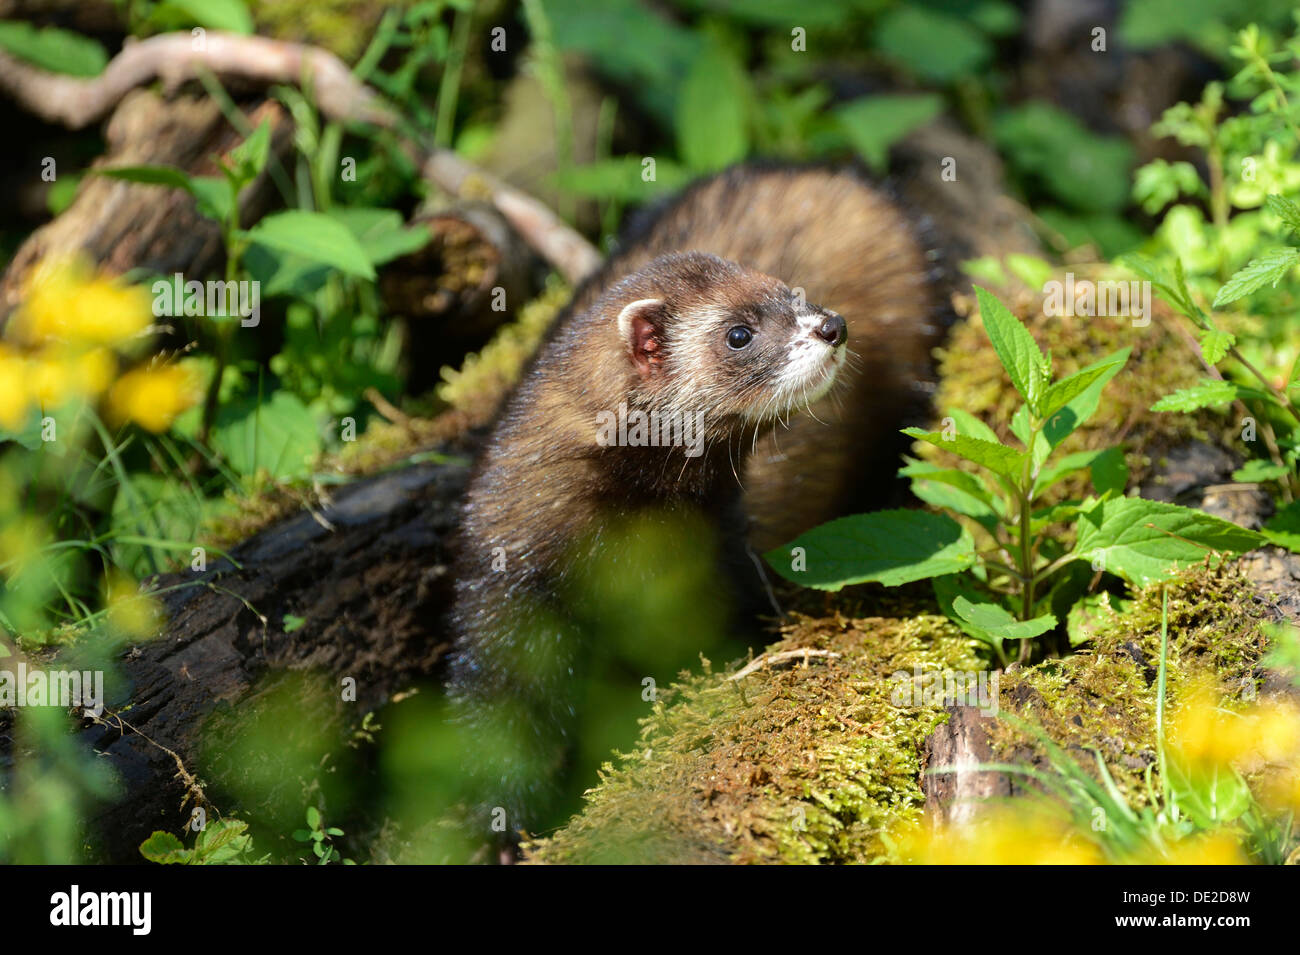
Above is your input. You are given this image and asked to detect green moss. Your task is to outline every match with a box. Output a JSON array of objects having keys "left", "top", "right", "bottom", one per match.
[
  {"left": 988, "top": 562, "right": 1269, "bottom": 807},
  {"left": 524, "top": 597, "right": 984, "bottom": 865},
  {"left": 527, "top": 562, "right": 1275, "bottom": 863}
]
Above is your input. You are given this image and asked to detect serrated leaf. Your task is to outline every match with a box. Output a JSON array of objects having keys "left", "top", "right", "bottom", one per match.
[
  {"left": 952, "top": 596, "right": 1057, "bottom": 640},
  {"left": 1231, "top": 459, "right": 1290, "bottom": 483},
  {"left": 238, "top": 211, "right": 376, "bottom": 280},
  {"left": 1072, "top": 497, "right": 1265, "bottom": 586},
  {"left": 946, "top": 408, "right": 1000, "bottom": 444},
  {"left": 1212, "top": 249, "right": 1300, "bottom": 307},
  {"left": 1264, "top": 194, "right": 1300, "bottom": 235},
  {"left": 1038, "top": 348, "right": 1130, "bottom": 422},
  {"left": 902, "top": 427, "right": 1028, "bottom": 483},
  {"left": 974, "top": 286, "right": 1048, "bottom": 412},
  {"left": 1150, "top": 378, "right": 1263, "bottom": 413},
  {"left": 139, "top": 831, "right": 191, "bottom": 864},
  {"left": 1199, "top": 328, "right": 1235, "bottom": 364},
  {"left": 765, "top": 509, "right": 976, "bottom": 590}
]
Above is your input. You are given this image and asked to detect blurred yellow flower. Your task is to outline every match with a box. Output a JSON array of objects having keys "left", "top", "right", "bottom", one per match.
[
  {"left": 0, "top": 345, "right": 29, "bottom": 430},
  {"left": 105, "top": 363, "right": 200, "bottom": 433},
  {"left": 1256, "top": 764, "right": 1300, "bottom": 816},
  {"left": 893, "top": 807, "right": 1104, "bottom": 865},
  {"left": 1137, "top": 832, "right": 1248, "bottom": 865},
  {"left": 10, "top": 257, "right": 151, "bottom": 348},
  {"left": 1170, "top": 683, "right": 1300, "bottom": 773},
  {"left": 105, "top": 572, "right": 163, "bottom": 640}
]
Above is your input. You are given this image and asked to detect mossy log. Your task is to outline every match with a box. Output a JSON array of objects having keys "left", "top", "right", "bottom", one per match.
[{"left": 65, "top": 454, "right": 470, "bottom": 862}]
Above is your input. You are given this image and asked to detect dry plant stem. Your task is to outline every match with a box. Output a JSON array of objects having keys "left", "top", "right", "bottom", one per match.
[
  {"left": 0, "top": 32, "right": 601, "bottom": 285},
  {"left": 727, "top": 648, "right": 840, "bottom": 681}
]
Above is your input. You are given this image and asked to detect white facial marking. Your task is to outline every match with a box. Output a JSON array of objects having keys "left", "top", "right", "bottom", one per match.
[{"left": 745, "top": 312, "right": 843, "bottom": 420}]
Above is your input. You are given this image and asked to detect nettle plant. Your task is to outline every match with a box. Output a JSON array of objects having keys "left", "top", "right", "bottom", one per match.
[
  {"left": 767, "top": 287, "right": 1265, "bottom": 665},
  {"left": 1125, "top": 23, "right": 1300, "bottom": 546}
]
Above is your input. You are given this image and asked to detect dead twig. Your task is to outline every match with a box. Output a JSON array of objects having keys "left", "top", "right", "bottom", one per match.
[
  {"left": 0, "top": 31, "right": 601, "bottom": 284},
  {"left": 727, "top": 648, "right": 840, "bottom": 682}
]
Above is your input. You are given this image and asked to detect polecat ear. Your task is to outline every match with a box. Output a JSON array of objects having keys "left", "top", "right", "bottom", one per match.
[{"left": 617, "top": 298, "right": 668, "bottom": 378}]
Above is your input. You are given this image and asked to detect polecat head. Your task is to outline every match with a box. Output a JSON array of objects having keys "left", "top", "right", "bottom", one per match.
[{"left": 608, "top": 252, "right": 847, "bottom": 432}]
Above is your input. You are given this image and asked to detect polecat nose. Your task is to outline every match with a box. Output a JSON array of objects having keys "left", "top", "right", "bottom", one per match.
[{"left": 815, "top": 313, "right": 846, "bottom": 347}]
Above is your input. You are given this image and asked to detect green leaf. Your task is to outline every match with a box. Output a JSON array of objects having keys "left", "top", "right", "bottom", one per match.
[
  {"left": 952, "top": 596, "right": 1057, "bottom": 641},
  {"left": 1038, "top": 348, "right": 1130, "bottom": 422},
  {"left": 765, "top": 509, "right": 976, "bottom": 591},
  {"left": 1212, "top": 249, "right": 1300, "bottom": 307},
  {"left": 1072, "top": 497, "right": 1265, "bottom": 586},
  {"left": 553, "top": 156, "right": 690, "bottom": 201},
  {"left": 946, "top": 408, "right": 1001, "bottom": 444},
  {"left": 899, "top": 459, "right": 1001, "bottom": 530},
  {"left": 932, "top": 574, "right": 1001, "bottom": 649},
  {"left": 1264, "top": 194, "right": 1300, "bottom": 236},
  {"left": 0, "top": 22, "right": 107, "bottom": 76},
  {"left": 1261, "top": 620, "right": 1300, "bottom": 677},
  {"left": 238, "top": 211, "right": 376, "bottom": 280},
  {"left": 1035, "top": 447, "right": 1128, "bottom": 497},
  {"left": 1263, "top": 500, "right": 1300, "bottom": 552},
  {"left": 836, "top": 94, "right": 943, "bottom": 173},
  {"left": 95, "top": 166, "right": 233, "bottom": 222},
  {"left": 228, "top": 119, "right": 271, "bottom": 184},
  {"left": 1231, "top": 459, "right": 1290, "bottom": 483},
  {"left": 974, "top": 286, "right": 1047, "bottom": 412},
  {"left": 283, "top": 614, "right": 306, "bottom": 633},
  {"left": 1198, "top": 328, "right": 1235, "bottom": 365},
  {"left": 902, "top": 427, "right": 1028, "bottom": 484},
  {"left": 872, "top": 7, "right": 990, "bottom": 83},
  {"left": 210, "top": 390, "right": 322, "bottom": 480},
  {"left": 327, "top": 207, "right": 433, "bottom": 266},
  {"left": 306, "top": 806, "right": 322, "bottom": 829},
  {"left": 155, "top": 0, "right": 254, "bottom": 33},
  {"left": 676, "top": 44, "right": 749, "bottom": 172},
  {"left": 1150, "top": 378, "right": 1262, "bottom": 413},
  {"left": 139, "top": 831, "right": 192, "bottom": 865}
]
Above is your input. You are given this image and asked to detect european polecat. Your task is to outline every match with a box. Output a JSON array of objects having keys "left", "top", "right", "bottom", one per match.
[{"left": 447, "top": 164, "right": 948, "bottom": 832}]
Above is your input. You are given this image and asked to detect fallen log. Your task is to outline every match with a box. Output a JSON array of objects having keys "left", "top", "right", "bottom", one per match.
[{"left": 72, "top": 453, "right": 471, "bottom": 862}]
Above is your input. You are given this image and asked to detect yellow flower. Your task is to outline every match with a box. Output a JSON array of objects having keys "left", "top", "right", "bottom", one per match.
[
  {"left": 1170, "top": 683, "right": 1300, "bottom": 773},
  {"left": 105, "top": 572, "right": 163, "bottom": 640},
  {"left": 1256, "top": 764, "right": 1300, "bottom": 816},
  {"left": 1149, "top": 832, "right": 1248, "bottom": 865},
  {"left": 892, "top": 807, "right": 1104, "bottom": 865},
  {"left": 0, "top": 345, "right": 30, "bottom": 430},
  {"left": 105, "top": 363, "right": 200, "bottom": 433},
  {"left": 11, "top": 257, "right": 151, "bottom": 348}
]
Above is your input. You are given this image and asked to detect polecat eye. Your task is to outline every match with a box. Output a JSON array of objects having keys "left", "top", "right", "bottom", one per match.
[{"left": 726, "top": 326, "right": 753, "bottom": 349}]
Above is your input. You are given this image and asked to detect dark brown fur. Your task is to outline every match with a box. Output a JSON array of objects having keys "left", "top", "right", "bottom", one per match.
[{"left": 447, "top": 164, "right": 947, "bottom": 824}]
